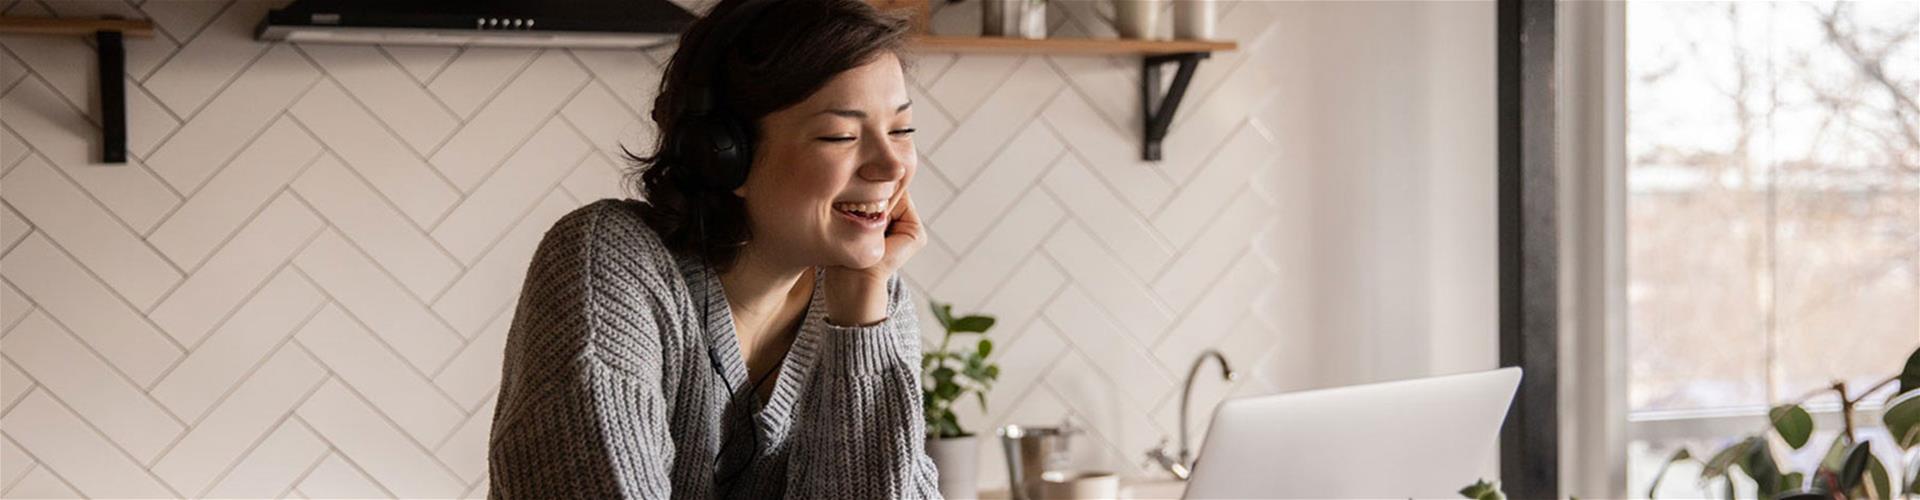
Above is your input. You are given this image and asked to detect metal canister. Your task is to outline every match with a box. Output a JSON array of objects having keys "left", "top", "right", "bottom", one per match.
[{"left": 997, "top": 422, "right": 1077, "bottom": 500}]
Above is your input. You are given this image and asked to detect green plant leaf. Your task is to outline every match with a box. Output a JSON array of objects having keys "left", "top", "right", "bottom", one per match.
[
  {"left": 975, "top": 391, "right": 988, "bottom": 413},
  {"left": 1838, "top": 441, "right": 1871, "bottom": 492},
  {"left": 1811, "top": 468, "right": 1842, "bottom": 495},
  {"left": 1769, "top": 404, "right": 1815, "bottom": 449},
  {"left": 985, "top": 365, "right": 1001, "bottom": 379},
  {"left": 1779, "top": 472, "right": 1804, "bottom": 494},
  {"left": 977, "top": 338, "right": 993, "bottom": 358},
  {"left": 932, "top": 300, "right": 954, "bottom": 330},
  {"left": 1647, "top": 448, "right": 1693, "bottom": 499},
  {"left": 1883, "top": 389, "right": 1920, "bottom": 450},
  {"left": 1701, "top": 437, "right": 1755, "bottom": 481},
  {"left": 1741, "top": 438, "right": 1783, "bottom": 499},
  {"left": 950, "top": 315, "right": 995, "bottom": 333},
  {"left": 1899, "top": 346, "right": 1920, "bottom": 395},
  {"left": 1819, "top": 433, "right": 1853, "bottom": 472},
  {"left": 936, "top": 410, "right": 962, "bottom": 438},
  {"left": 1458, "top": 479, "right": 1504, "bottom": 500},
  {"left": 1861, "top": 453, "right": 1890, "bottom": 500}
]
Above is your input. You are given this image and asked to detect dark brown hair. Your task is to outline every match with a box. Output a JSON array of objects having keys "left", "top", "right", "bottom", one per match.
[{"left": 620, "top": 0, "right": 914, "bottom": 274}]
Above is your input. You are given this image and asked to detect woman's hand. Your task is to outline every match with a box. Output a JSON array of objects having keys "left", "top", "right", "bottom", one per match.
[{"left": 823, "top": 190, "right": 923, "bottom": 326}]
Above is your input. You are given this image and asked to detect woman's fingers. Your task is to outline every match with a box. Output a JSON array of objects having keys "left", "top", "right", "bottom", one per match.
[{"left": 883, "top": 190, "right": 922, "bottom": 270}]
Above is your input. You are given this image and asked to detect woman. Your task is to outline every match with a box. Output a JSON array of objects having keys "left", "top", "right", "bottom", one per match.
[{"left": 484, "top": 0, "right": 938, "bottom": 497}]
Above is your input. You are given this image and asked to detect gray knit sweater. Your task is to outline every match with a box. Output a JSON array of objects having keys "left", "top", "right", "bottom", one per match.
[{"left": 486, "top": 198, "right": 943, "bottom": 499}]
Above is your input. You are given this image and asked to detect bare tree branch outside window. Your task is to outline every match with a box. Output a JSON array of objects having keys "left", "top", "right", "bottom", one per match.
[{"left": 1628, "top": 1, "right": 1919, "bottom": 497}]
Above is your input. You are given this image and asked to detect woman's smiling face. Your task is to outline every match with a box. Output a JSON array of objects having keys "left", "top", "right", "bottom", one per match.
[{"left": 734, "top": 50, "right": 915, "bottom": 270}]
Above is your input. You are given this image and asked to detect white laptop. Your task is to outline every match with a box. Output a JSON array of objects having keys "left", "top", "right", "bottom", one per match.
[{"left": 1180, "top": 367, "right": 1523, "bottom": 499}]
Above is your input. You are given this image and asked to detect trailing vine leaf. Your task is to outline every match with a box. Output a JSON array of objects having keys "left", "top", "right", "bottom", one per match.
[
  {"left": 1647, "top": 448, "right": 1693, "bottom": 499},
  {"left": 1769, "top": 404, "right": 1815, "bottom": 449},
  {"left": 1861, "top": 453, "right": 1889, "bottom": 500},
  {"left": 1838, "top": 441, "right": 1871, "bottom": 492},
  {"left": 1812, "top": 467, "right": 1843, "bottom": 496},
  {"left": 1701, "top": 437, "right": 1756, "bottom": 483},
  {"left": 1899, "top": 346, "right": 1920, "bottom": 395},
  {"left": 1740, "top": 437, "right": 1784, "bottom": 499},
  {"left": 1883, "top": 389, "right": 1920, "bottom": 449},
  {"left": 1819, "top": 433, "right": 1853, "bottom": 472}
]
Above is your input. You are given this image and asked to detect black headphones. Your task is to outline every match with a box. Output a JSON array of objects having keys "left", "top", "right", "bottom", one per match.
[{"left": 670, "top": 0, "right": 780, "bottom": 193}]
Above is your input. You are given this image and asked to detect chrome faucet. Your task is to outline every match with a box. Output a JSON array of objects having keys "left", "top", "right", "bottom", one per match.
[{"left": 1145, "top": 350, "right": 1237, "bottom": 480}]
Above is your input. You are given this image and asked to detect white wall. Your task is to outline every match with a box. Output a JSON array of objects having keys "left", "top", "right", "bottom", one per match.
[{"left": 0, "top": 0, "right": 1495, "bottom": 497}]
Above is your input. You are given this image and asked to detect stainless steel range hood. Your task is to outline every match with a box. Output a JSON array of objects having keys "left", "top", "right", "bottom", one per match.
[{"left": 256, "top": 0, "right": 698, "bottom": 49}]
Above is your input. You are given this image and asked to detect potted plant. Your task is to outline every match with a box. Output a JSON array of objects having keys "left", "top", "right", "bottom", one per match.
[
  {"left": 923, "top": 299, "right": 1001, "bottom": 500},
  {"left": 1647, "top": 345, "right": 1920, "bottom": 499}
]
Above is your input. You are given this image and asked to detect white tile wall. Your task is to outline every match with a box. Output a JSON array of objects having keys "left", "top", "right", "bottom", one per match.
[{"left": 0, "top": 0, "right": 1500, "bottom": 497}]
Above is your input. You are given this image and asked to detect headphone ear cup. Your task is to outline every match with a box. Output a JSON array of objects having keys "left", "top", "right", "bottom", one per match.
[{"left": 708, "top": 115, "right": 752, "bottom": 189}]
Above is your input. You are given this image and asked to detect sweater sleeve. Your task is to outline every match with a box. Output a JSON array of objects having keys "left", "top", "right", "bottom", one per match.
[
  {"left": 486, "top": 201, "right": 680, "bottom": 499},
  {"left": 782, "top": 274, "right": 945, "bottom": 499}
]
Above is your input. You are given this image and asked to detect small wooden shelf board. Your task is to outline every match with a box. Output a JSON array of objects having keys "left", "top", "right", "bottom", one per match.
[{"left": 907, "top": 35, "right": 1239, "bottom": 161}]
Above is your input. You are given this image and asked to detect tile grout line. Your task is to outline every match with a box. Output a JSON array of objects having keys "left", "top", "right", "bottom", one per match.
[
  {"left": 288, "top": 43, "right": 466, "bottom": 223},
  {"left": 425, "top": 47, "right": 545, "bottom": 158},
  {"left": 4, "top": 221, "right": 189, "bottom": 391},
  {"left": 145, "top": 138, "right": 326, "bottom": 328},
  {"left": 294, "top": 341, "right": 471, "bottom": 492},
  {"left": 282, "top": 180, "right": 469, "bottom": 343},
  {"left": 0, "top": 429, "right": 85, "bottom": 497},
  {"left": 274, "top": 415, "right": 335, "bottom": 500},
  {"left": 430, "top": 61, "right": 595, "bottom": 236},
  {"left": 157, "top": 252, "right": 331, "bottom": 432},
  {"left": 188, "top": 355, "right": 331, "bottom": 500},
  {"left": 285, "top": 260, "right": 473, "bottom": 430},
  {"left": 5, "top": 383, "right": 185, "bottom": 497}
]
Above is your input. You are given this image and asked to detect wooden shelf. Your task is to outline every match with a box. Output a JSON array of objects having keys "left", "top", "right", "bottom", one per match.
[
  {"left": 901, "top": 34, "right": 1238, "bottom": 161},
  {"left": 0, "top": 16, "right": 153, "bottom": 37},
  {"left": 908, "top": 35, "right": 1237, "bottom": 55}
]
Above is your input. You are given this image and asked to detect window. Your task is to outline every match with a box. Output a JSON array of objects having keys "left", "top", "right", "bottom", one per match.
[{"left": 1624, "top": 0, "right": 1920, "bottom": 497}]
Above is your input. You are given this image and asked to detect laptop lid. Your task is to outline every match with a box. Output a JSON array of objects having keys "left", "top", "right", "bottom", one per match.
[{"left": 1181, "top": 367, "right": 1523, "bottom": 499}]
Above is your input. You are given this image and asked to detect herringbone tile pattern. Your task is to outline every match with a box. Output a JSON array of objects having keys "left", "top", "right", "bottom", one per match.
[{"left": 0, "top": 0, "right": 1292, "bottom": 496}]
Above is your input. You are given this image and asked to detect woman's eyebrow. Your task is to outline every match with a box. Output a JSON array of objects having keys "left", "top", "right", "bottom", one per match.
[{"left": 814, "top": 100, "right": 913, "bottom": 119}]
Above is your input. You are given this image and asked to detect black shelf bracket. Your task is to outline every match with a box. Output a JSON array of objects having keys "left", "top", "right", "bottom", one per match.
[
  {"left": 2, "top": 16, "right": 160, "bottom": 164},
  {"left": 98, "top": 29, "right": 126, "bottom": 164},
  {"left": 1140, "top": 52, "right": 1209, "bottom": 162}
]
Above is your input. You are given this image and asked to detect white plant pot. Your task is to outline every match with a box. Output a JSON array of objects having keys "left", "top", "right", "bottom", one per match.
[{"left": 926, "top": 434, "right": 980, "bottom": 499}]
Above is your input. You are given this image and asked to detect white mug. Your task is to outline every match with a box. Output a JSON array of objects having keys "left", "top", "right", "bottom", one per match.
[
  {"left": 1038, "top": 470, "right": 1120, "bottom": 499},
  {"left": 1093, "top": 0, "right": 1167, "bottom": 40}
]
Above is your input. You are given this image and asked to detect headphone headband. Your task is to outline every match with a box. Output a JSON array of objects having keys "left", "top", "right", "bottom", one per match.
[{"left": 684, "top": 0, "right": 780, "bottom": 117}]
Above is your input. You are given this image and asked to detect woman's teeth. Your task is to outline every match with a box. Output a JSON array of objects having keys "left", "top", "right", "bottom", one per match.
[
  {"left": 833, "top": 201, "right": 887, "bottom": 217},
  {"left": 829, "top": 200, "right": 879, "bottom": 213}
]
